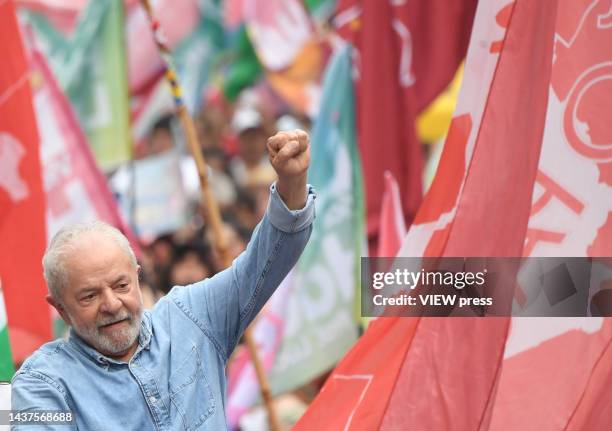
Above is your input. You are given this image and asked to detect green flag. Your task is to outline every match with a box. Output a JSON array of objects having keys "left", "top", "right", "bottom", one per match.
[
  {"left": 221, "top": 26, "right": 263, "bottom": 102},
  {"left": 0, "top": 286, "right": 14, "bottom": 381},
  {"left": 269, "top": 45, "right": 365, "bottom": 393},
  {"left": 173, "top": 0, "right": 225, "bottom": 114},
  {"left": 23, "top": 0, "right": 131, "bottom": 171},
  {"left": 304, "top": 0, "right": 338, "bottom": 25}
]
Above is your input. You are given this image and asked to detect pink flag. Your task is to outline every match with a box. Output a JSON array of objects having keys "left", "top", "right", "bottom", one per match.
[
  {"left": 29, "top": 37, "right": 140, "bottom": 252},
  {"left": 126, "top": 0, "right": 200, "bottom": 95},
  {"left": 377, "top": 171, "right": 407, "bottom": 258},
  {"left": 226, "top": 273, "right": 294, "bottom": 429}
]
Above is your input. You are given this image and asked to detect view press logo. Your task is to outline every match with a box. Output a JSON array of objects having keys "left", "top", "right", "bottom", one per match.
[{"left": 361, "top": 257, "right": 612, "bottom": 317}]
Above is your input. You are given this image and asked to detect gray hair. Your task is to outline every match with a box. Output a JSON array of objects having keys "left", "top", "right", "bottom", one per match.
[{"left": 43, "top": 221, "right": 137, "bottom": 301}]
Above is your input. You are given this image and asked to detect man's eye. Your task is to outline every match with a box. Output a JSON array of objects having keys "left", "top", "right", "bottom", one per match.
[
  {"left": 82, "top": 294, "right": 95, "bottom": 301},
  {"left": 117, "top": 283, "right": 129, "bottom": 290}
]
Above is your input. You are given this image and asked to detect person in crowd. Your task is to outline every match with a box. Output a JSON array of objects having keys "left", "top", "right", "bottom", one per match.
[
  {"left": 148, "top": 115, "right": 175, "bottom": 155},
  {"left": 11, "top": 130, "right": 316, "bottom": 430},
  {"left": 205, "top": 222, "right": 249, "bottom": 273},
  {"left": 168, "top": 242, "right": 213, "bottom": 288},
  {"left": 229, "top": 107, "right": 277, "bottom": 188},
  {"left": 231, "top": 187, "right": 260, "bottom": 234}
]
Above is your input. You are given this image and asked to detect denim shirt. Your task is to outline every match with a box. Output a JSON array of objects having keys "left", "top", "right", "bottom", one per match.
[{"left": 11, "top": 183, "right": 316, "bottom": 430}]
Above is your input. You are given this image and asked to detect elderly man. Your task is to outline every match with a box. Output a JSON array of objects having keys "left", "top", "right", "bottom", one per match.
[{"left": 11, "top": 130, "right": 315, "bottom": 430}]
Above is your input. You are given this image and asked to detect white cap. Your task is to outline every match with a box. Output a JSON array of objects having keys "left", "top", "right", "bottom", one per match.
[
  {"left": 276, "top": 114, "right": 303, "bottom": 132},
  {"left": 232, "top": 108, "right": 263, "bottom": 134}
]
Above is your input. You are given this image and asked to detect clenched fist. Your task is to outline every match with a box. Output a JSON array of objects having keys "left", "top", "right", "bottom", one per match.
[{"left": 267, "top": 130, "right": 310, "bottom": 210}]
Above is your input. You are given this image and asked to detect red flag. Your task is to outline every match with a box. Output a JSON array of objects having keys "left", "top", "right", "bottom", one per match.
[
  {"left": 334, "top": 0, "right": 477, "bottom": 250},
  {"left": 377, "top": 171, "right": 407, "bottom": 258},
  {"left": 0, "top": 0, "right": 51, "bottom": 362},
  {"left": 488, "top": 0, "right": 612, "bottom": 428},
  {"left": 295, "top": 317, "right": 419, "bottom": 430},
  {"left": 296, "top": 0, "right": 612, "bottom": 428},
  {"left": 396, "top": 0, "right": 612, "bottom": 427}
]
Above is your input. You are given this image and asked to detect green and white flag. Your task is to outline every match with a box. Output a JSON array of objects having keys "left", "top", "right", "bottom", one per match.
[
  {"left": 269, "top": 45, "right": 365, "bottom": 393},
  {"left": 0, "top": 281, "right": 14, "bottom": 382},
  {"left": 22, "top": 0, "right": 131, "bottom": 171}
]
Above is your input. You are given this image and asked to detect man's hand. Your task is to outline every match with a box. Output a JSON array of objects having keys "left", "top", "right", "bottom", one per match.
[{"left": 267, "top": 130, "right": 310, "bottom": 210}]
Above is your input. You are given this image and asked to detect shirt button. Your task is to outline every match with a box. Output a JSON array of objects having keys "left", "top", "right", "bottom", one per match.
[{"left": 149, "top": 396, "right": 157, "bottom": 404}]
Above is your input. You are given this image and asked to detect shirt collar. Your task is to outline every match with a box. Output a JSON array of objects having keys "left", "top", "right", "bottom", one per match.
[{"left": 68, "top": 311, "right": 152, "bottom": 367}]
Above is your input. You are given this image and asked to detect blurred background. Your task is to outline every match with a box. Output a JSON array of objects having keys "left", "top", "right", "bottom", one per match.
[{"left": 1, "top": 0, "right": 611, "bottom": 429}]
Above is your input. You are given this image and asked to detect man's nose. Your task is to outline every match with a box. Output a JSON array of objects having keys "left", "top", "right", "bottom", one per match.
[{"left": 99, "top": 289, "right": 122, "bottom": 314}]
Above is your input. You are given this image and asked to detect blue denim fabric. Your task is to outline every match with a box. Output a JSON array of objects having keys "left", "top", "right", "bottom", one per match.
[{"left": 11, "top": 183, "right": 316, "bottom": 430}]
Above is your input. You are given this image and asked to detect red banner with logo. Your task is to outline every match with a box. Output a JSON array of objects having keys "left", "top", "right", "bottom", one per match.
[
  {"left": 0, "top": 0, "right": 51, "bottom": 363},
  {"left": 297, "top": 0, "right": 612, "bottom": 428}
]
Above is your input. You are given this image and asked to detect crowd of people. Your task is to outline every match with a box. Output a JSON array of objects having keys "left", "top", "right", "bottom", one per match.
[{"left": 127, "top": 90, "right": 311, "bottom": 311}]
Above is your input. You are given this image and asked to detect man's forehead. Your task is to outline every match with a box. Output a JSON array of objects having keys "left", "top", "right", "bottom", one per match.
[
  {"left": 68, "top": 230, "right": 126, "bottom": 255},
  {"left": 64, "top": 233, "right": 134, "bottom": 277}
]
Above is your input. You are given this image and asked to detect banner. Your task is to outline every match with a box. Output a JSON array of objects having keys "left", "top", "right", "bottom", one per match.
[
  {"left": 0, "top": 0, "right": 51, "bottom": 367},
  {"left": 110, "top": 149, "right": 189, "bottom": 242},
  {"left": 268, "top": 45, "right": 364, "bottom": 393}
]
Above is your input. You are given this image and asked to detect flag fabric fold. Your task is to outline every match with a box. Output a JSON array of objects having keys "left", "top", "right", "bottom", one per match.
[
  {"left": 297, "top": 0, "right": 612, "bottom": 428},
  {"left": 334, "top": 0, "right": 477, "bottom": 248}
]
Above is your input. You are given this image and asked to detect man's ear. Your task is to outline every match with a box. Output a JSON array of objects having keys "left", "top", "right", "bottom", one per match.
[{"left": 46, "top": 295, "right": 71, "bottom": 326}]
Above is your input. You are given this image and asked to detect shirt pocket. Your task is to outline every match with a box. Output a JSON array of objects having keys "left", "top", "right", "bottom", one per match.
[{"left": 169, "top": 346, "right": 216, "bottom": 429}]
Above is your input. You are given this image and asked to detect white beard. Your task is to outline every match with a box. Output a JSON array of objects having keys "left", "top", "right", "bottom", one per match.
[{"left": 71, "top": 306, "right": 143, "bottom": 356}]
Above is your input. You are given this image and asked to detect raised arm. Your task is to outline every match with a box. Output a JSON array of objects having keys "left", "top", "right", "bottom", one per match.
[
  {"left": 268, "top": 129, "right": 310, "bottom": 210},
  {"left": 168, "top": 130, "right": 315, "bottom": 362}
]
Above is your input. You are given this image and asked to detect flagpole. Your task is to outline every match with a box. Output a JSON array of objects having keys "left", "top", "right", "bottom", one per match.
[{"left": 138, "top": 2, "right": 281, "bottom": 430}]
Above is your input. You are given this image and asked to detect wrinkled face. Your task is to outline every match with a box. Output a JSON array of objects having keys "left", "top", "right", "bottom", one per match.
[{"left": 56, "top": 232, "right": 143, "bottom": 359}]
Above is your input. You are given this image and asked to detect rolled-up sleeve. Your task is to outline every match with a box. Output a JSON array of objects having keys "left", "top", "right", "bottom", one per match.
[{"left": 169, "top": 183, "right": 316, "bottom": 361}]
